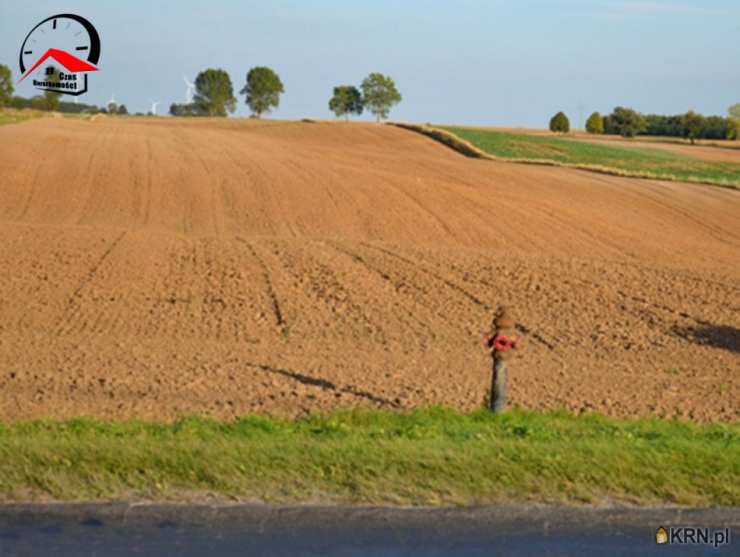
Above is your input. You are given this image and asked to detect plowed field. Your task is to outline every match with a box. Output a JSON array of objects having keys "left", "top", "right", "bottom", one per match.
[{"left": 0, "top": 117, "right": 738, "bottom": 421}]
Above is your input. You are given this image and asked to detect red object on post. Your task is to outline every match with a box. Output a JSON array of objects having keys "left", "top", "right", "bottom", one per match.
[
  {"left": 484, "top": 334, "right": 519, "bottom": 352},
  {"left": 491, "top": 334, "right": 518, "bottom": 352}
]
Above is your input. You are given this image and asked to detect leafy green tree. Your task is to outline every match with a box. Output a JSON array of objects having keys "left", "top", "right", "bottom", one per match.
[
  {"left": 585, "top": 112, "right": 604, "bottom": 134},
  {"left": 240, "top": 67, "right": 284, "bottom": 118},
  {"left": 117, "top": 104, "right": 128, "bottom": 115},
  {"left": 701, "top": 116, "right": 730, "bottom": 140},
  {"left": 681, "top": 110, "right": 704, "bottom": 144},
  {"left": 360, "top": 72, "right": 402, "bottom": 122},
  {"left": 727, "top": 119, "right": 740, "bottom": 140},
  {"left": 41, "top": 66, "right": 62, "bottom": 111},
  {"left": 549, "top": 111, "right": 570, "bottom": 133},
  {"left": 107, "top": 101, "right": 117, "bottom": 114},
  {"left": 193, "top": 68, "right": 237, "bottom": 117},
  {"left": 30, "top": 95, "right": 47, "bottom": 110},
  {"left": 729, "top": 105, "right": 740, "bottom": 141},
  {"left": 328, "top": 85, "right": 363, "bottom": 120},
  {"left": 605, "top": 106, "right": 646, "bottom": 138},
  {"left": 0, "top": 64, "right": 13, "bottom": 107},
  {"left": 10, "top": 96, "right": 31, "bottom": 109},
  {"left": 169, "top": 102, "right": 205, "bottom": 117}
]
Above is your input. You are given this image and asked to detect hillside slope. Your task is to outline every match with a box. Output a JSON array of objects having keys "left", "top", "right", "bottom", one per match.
[{"left": 0, "top": 118, "right": 738, "bottom": 421}]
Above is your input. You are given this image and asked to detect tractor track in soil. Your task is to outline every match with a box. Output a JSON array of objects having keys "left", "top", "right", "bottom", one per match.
[{"left": 0, "top": 117, "right": 737, "bottom": 421}]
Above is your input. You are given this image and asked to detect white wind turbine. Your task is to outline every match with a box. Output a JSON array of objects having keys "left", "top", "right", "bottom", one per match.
[
  {"left": 183, "top": 76, "right": 195, "bottom": 103},
  {"left": 149, "top": 100, "right": 160, "bottom": 115},
  {"left": 108, "top": 93, "right": 116, "bottom": 106}
]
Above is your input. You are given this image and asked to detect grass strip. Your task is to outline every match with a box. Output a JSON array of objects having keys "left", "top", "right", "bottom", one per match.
[
  {"left": 1, "top": 408, "right": 737, "bottom": 506},
  {"left": 0, "top": 108, "right": 45, "bottom": 126},
  {"left": 394, "top": 123, "right": 740, "bottom": 189}
]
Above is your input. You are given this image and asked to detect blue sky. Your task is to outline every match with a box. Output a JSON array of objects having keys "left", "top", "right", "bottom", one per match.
[{"left": 1, "top": 0, "right": 738, "bottom": 127}]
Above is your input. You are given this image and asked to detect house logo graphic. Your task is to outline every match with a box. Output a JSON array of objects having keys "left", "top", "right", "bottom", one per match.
[{"left": 18, "top": 13, "right": 100, "bottom": 96}]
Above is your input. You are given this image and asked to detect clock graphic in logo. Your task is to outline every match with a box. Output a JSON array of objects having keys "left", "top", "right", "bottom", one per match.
[{"left": 18, "top": 13, "right": 101, "bottom": 96}]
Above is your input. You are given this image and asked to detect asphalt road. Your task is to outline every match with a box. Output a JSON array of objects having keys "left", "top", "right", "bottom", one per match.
[{"left": 0, "top": 503, "right": 737, "bottom": 556}]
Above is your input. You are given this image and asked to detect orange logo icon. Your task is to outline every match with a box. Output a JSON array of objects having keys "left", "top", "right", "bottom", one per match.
[{"left": 656, "top": 526, "right": 668, "bottom": 544}]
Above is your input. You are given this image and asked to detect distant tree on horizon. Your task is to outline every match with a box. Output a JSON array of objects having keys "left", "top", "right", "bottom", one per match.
[
  {"left": 585, "top": 111, "right": 604, "bottom": 134},
  {"left": 193, "top": 68, "right": 237, "bottom": 117},
  {"left": 117, "top": 104, "right": 128, "bottom": 115},
  {"left": 360, "top": 72, "right": 402, "bottom": 122},
  {"left": 549, "top": 111, "right": 570, "bottom": 133},
  {"left": 107, "top": 101, "right": 117, "bottom": 114},
  {"left": 605, "top": 107, "right": 646, "bottom": 138},
  {"left": 729, "top": 104, "right": 740, "bottom": 140},
  {"left": 42, "top": 67, "right": 62, "bottom": 112},
  {"left": 728, "top": 119, "right": 740, "bottom": 140},
  {"left": 328, "top": 85, "right": 364, "bottom": 120},
  {"left": 169, "top": 102, "right": 205, "bottom": 117},
  {"left": 240, "top": 67, "right": 284, "bottom": 118},
  {"left": 681, "top": 110, "right": 704, "bottom": 145},
  {"left": 0, "top": 64, "right": 14, "bottom": 107}
]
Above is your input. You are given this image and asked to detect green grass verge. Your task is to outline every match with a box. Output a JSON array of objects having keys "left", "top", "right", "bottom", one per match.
[
  {"left": 0, "top": 108, "right": 44, "bottom": 126},
  {"left": 437, "top": 126, "right": 740, "bottom": 188},
  {"left": 1, "top": 408, "right": 738, "bottom": 506}
]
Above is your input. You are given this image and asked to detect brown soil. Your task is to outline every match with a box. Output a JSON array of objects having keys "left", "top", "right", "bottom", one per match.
[{"left": 0, "top": 118, "right": 738, "bottom": 422}]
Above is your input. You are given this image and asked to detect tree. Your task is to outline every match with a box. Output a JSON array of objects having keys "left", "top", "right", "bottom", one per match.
[
  {"left": 240, "top": 66, "right": 284, "bottom": 118},
  {"left": 729, "top": 104, "right": 740, "bottom": 141},
  {"left": 169, "top": 102, "right": 205, "bottom": 117},
  {"left": 549, "top": 111, "right": 570, "bottom": 133},
  {"left": 0, "top": 64, "right": 13, "bottom": 107},
  {"left": 605, "top": 106, "right": 646, "bottom": 138},
  {"left": 643, "top": 114, "right": 684, "bottom": 137},
  {"left": 728, "top": 119, "right": 740, "bottom": 141},
  {"left": 193, "top": 68, "right": 236, "bottom": 117},
  {"left": 702, "top": 116, "right": 730, "bottom": 140},
  {"left": 41, "top": 66, "right": 62, "bottom": 111},
  {"left": 30, "top": 95, "right": 47, "bottom": 111},
  {"left": 328, "top": 85, "right": 363, "bottom": 120},
  {"left": 585, "top": 112, "right": 604, "bottom": 134},
  {"left": 107, "top": 101, "right": 117, "bottom": 114},
  {"left": 10, "top": 96, "right": 31, "bottom": 109},
  {"left": 681, "top": 110, "right": 704, "bottom": 144},
  {"left": 360, "top": 72, "right": 402, "bottom": 122},
  {"left": 117, "top": 104, "right": 128, "bottom": 115}
]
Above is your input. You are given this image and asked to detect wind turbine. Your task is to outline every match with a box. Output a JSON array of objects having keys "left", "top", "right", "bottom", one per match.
[
  {"left": 150, "top": 100, "right": 160, "bottom": 115},
  {"left": 108, "top": 93, "right": 116, "bottom": 106},
  {"left": 183, "top": 76, "right": 195, "bottom": 103}
]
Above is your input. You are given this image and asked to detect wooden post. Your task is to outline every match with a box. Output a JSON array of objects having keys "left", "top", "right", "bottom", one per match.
[
  {"left": 491, "top": 358, "right": 508, "bottom": 413},
  {"left": 487, "top": 306, "right": 518, "bottom": 413}
]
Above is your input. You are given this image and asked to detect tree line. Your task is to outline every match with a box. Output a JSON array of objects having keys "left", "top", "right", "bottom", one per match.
[
  {"left": 0, "top": 63, "right": 134, "bottom": 114},
  {"left": 550, "top": 105, "right": 740, "bottom": 142},
  {"left": 171, "top": 67, "right": 402, "bottom": 121},
  {"left": 1, "top": 62, "right": 403, "bottom": 121},
  {"left": 4, "top": 59, "right": 738, "bottom": 138}
]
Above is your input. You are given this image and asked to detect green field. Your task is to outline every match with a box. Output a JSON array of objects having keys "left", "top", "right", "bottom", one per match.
[
  {"left": 2, "top": 408, "right": 737, "bottom": 506},
  {"left": 441, "top": 126, "right": 740, "bottom": 188}
]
